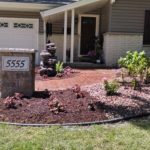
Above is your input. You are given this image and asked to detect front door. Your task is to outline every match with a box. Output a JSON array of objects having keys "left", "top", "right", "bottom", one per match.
[{"left": 80, "top": 17, "right": 96, "bottom": 55}]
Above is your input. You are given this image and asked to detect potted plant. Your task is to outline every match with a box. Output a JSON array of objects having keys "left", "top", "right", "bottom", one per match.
[{"left": 95, "top": 37, "right": 103, "bottom": 63}]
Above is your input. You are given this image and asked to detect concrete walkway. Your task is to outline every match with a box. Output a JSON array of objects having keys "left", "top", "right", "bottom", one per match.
[{"left": 35, "top": 69, "right": 116, "bottom": 91}]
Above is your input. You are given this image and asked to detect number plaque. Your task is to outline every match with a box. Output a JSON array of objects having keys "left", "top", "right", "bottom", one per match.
[{"left": 2, "top": 56, "right": 29, "bottom": 71}]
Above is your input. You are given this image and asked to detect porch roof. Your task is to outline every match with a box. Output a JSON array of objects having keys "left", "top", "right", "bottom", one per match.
[{"left": 41, "top": 0, "right": 112, "bottom": 20}]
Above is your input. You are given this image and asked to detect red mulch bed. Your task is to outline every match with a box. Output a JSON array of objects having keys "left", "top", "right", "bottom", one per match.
[
  {"left": 0, "top": 89, "right": 107, "bottom": 124},
  {"left": 0, "top": 84, "right": 150, "bottom": 124}
]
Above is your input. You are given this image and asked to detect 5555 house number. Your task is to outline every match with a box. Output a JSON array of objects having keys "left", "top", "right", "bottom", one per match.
[{"left": 2, "top": 56, "right": 29, "bottom": 71}]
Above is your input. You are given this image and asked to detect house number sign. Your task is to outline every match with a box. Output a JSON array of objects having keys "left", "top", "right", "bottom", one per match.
[{"left": 2, "top": 56, "right": 29, "bottom": 71}]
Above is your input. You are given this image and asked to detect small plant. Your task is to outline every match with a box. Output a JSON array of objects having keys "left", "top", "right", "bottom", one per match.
[
  {"left": 3, "top": 93, "right": 23, "bottom": 109},
  {"left": 56, "top": 61, "right": 64, "bottom": 74},
  {"left": 49, "top": 97, "right": 66, "bottom": 114},
  {"left": 95, "top": 37, "right": 103, "bottom": 61},
  {"left": 72, "top": 84, "right": 85, "bottom": 99},
  {"left": 104, "top": 80, "right": 119, "bottom": 96},
  {"left": 87, "top": 50, "right": 96, "bottom": 58},
  {"left": 72, "top": 84, "right": 81, "bottom": 93}
]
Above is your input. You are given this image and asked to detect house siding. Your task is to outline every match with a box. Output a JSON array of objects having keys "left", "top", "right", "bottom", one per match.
[
  {"left": 100, "top": 1, "right": 111, "bottom": 34},
  {"left": 0, "top": 11, "right": 44, "bottom": 33},
  {"left": 111, "top": 0, "right": 150, "bottom": 33},
  {"left": 51, "top": 9, "right": 102, "bottom": 35},
  {"left": 103, "top": 32, "right": 143, "bottom": 66}
]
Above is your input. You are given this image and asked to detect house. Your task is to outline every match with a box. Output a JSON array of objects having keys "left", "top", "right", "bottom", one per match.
[
  {"left": 0, "top": 0, "right": 76, "bottom": 64},
  {"left": 0, "top": 0, "right": 150, "bottom": 66}
]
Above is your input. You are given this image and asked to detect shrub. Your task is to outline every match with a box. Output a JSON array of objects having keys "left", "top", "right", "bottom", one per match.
[
  {"left": 118, "top": 51, "right": 150, "bottom": 89},
  {"left": 118, "top": 51, "right": 149, "bottom": 78},
  {"left": 56, "top": 61, "right": 64, "bottom": 74},
  {"left": 104, "top": 80, "right": 119, "bottom": 96}
]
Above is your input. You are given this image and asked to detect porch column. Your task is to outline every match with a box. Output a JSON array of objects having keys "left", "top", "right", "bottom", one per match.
[
  {"left": 70, "top": 9, "right": 75, "bottom": 63},
  {"left": 63, "top": 11, "right": 68, "bottom": 63}
]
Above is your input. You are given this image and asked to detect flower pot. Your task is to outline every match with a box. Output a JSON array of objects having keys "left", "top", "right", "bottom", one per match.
[{"left": 96, "top": 59, "right": 101, "bottom": 63}]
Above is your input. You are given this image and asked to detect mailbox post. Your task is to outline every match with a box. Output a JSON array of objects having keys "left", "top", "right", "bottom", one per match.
[{"left": 0, "top": 48, "right": 35, "bottom": 98}]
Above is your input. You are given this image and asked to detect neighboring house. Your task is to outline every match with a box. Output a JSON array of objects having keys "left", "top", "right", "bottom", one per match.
[{"left": 1, "top": 0, "right": 150, "bottom": 66}]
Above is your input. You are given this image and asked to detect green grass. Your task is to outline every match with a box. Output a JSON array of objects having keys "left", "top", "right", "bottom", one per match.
[{"left": 0, "top": 118, "right": 150, "bottom": 150}]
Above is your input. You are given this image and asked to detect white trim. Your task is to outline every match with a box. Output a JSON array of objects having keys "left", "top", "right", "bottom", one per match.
[
  {"left": 63, "top": 11, "right": 68, "bottom": 63},
  {"left": 70, "top": 9, "right": 75, "bottom": 63},
  {"left": 78, "top": 14, "right": 100, "bottom": 56},
  {"left": 41, "top": 0, "right": 106, "bottom": 18}
]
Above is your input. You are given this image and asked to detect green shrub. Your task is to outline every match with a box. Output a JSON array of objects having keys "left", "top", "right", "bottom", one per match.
[
  {"left": 56, "top": 61, "right": 64, "bottom": 73},
  {"left": 118, "top": 51, "right": 149, "bottom": 78},
  {"left": 118, "top": 51, "right": 150, "bottom": 89},
  {"left": 104, "top": 80, "right": 119, "bottom": 96}
]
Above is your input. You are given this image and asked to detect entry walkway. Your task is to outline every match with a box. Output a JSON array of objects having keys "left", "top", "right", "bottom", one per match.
[{"left": 35, "top": 69, "right": 116, "bottom": 91}]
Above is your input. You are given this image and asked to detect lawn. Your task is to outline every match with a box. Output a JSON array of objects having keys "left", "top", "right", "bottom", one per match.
[{"left": 0, "top": 117, "right": 150, "bottom": 150}]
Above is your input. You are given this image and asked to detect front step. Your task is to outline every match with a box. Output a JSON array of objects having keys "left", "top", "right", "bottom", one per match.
[{"left": 64, "top": 62, "right": 106, "bottom": 69}]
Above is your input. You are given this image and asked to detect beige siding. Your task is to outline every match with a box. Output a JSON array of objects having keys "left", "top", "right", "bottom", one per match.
[
  {"left": 0, "top": 11, "right": 43, "bottom": 33},
  {"left": 100, "top": 1, "right": 111, "bottom": 34},
  {"left": 48, "top": 34, "right": 78, "bottom": 61},
  {"left": 111, "top": 0, "right": 150, "bottom": 33},
  {"left": 103, "top": 32, "right": 143, "bottom": 66},
  {"left": 52, "top": 18, "right": 71, "bottom": 34},
  {"left": 51, "top": 9, "right": 101, "bottom": 34},
  {"left": 52, "top": 17, "right": 77, "bottom": 34}
]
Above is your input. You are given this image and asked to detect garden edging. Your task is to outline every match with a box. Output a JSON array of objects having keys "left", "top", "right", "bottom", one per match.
[{"left": 0, "top": 113, "right": 149, "bottom": 127}]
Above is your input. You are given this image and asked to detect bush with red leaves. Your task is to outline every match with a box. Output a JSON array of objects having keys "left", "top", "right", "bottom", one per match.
[
  {"left": 72, "top": 84, "right": 85, "bottom": 99},
  {"left": 3, "top": 93, "right": 23, "bottom": 109},
  {"left": 48, "top": 98, "right": 66, "bottom": 114},
  {"left": 56, "top": 66, "right": 76, "bottom": 78},
  {"left": 72, "top": 84, "right": 81, "bottom": 93}
]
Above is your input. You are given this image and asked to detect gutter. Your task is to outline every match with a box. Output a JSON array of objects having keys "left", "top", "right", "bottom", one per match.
[{"left": 0, "top": 2, "right": 60, "bottom": 12}]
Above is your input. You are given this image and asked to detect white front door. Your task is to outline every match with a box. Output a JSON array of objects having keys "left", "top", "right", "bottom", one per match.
[{"left": 0, "top": 18, "right": 39, "bottom": 64}]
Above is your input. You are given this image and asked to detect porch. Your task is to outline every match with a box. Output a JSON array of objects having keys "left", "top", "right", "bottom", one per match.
[{"left": 41, "top": 0, "right": 112, "bottom": 64}]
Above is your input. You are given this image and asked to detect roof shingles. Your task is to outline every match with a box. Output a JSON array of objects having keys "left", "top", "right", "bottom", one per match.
[{"left": 0, "top": 0, "right": 78, "bottom": 4}]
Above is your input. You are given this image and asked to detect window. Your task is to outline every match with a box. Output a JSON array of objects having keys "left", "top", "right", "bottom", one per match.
[
  {"left": 143, "top": 10, "right": 150, "bottom": 45},
  {"left": 0, "top": 22, "right": 8, "bottom": 28},
  {"left": 14, "top": 23, "right": 33, "bottom": 29},
  {"left": 46, "top": 22, "right": 52, "bottom": 36}
]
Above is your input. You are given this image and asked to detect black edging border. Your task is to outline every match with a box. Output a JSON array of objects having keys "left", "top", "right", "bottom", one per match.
[{"left": 0, "top": 113, "right": 150, "bottom": 127}]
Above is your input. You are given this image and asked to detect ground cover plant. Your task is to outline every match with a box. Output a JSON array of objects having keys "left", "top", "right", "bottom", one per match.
[{"left": 0, "top": 117, "right": 150, "bottom": 150}]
